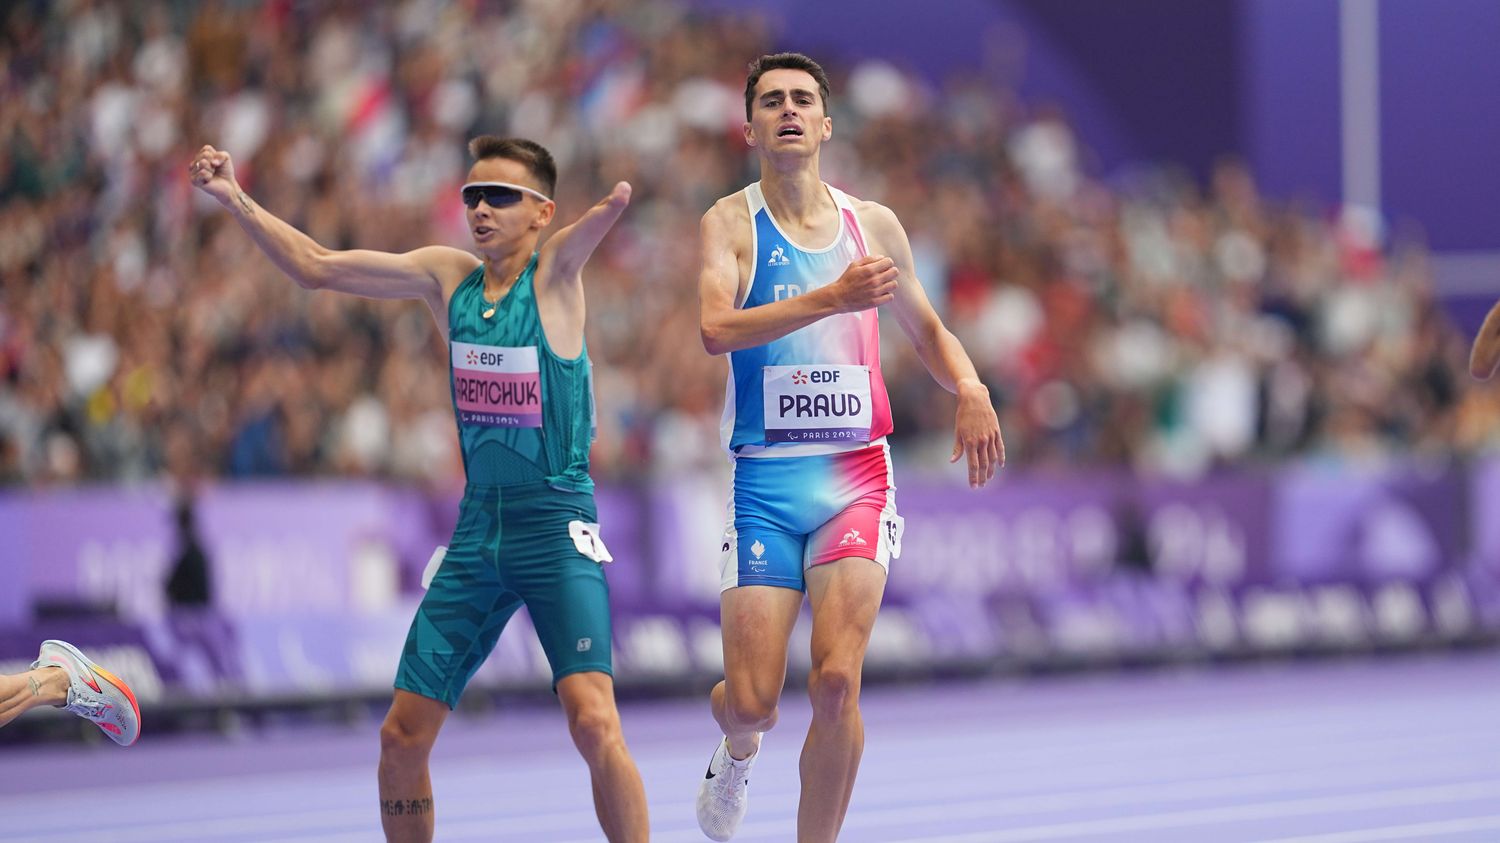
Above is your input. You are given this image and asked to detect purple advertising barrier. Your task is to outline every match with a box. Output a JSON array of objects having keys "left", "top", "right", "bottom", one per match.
[
  {"left": 861, "top": 475, "right": 1130, "bottom": 661},
  {"left": 5, "top": 482, "right": 444, "bottom": 623},
  {"left": 196, "top": 482, "right": 424, "bottom": 618},
  {"left": 644, "top": 473, "right": 736, "bottom": 608},
  {"left": 233, "top": 606, "right": 428, "bottom": 696},
  {"left": 1136, "top": 473, "right": 1274, "bottom": 587},
  {"left": 889, "top": 475, "right": 1123, "bottom": 601},
  {"left": 0, "top": 494, "right": 35, "bottom": 625},
  {"left": 1469, "top": 457, "right": 1500, "bottom": 576},
  {"left": 12, "top": 486, "right": 173, "bottom": 621},
  {"left": 642, "top": 470, "right": 1276, "bottom": 640},
  {"left": 888, "top": 471, "right": 1277, "bottom": 660},
  {"left": 595, "top": 486, "right": 649, "bottom": 608},
  {"left": 0, "top": 462, "right": 1493, "bottom": 705},
  {"left": 1458, "top": 458, "right": 1500, "bottom": 632},
  {"left": 888, "top": 472, "right": 1273, "bottom": 599},
  {"left": 1271, "top": 463, "right": 1466, "bottom": 586}
]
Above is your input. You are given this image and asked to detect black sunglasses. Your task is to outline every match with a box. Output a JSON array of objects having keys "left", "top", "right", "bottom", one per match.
[{"left": 460, "top": 181, "right": 552, "bottom": 209}]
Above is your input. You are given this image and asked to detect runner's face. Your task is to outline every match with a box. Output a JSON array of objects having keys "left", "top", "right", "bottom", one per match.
[
  {"left": 746, "top": 68, "right": 831, "bottom": 155},
  {"left": 463, "top": 158, "right": 554, "bottom": 253}
]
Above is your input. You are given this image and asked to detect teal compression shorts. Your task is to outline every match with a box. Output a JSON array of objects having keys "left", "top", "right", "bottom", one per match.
[{"left": 396, "top": 483, "right": 613, "bottom": 708}]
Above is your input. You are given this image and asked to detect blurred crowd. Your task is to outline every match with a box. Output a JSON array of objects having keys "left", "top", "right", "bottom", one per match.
[{"left": 0, "top": 0, "right": 1492, "bottom": 489}]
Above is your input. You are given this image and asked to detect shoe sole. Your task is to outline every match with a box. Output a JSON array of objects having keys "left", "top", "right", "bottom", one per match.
[{"left": 41, "top": 639, "right": 142, "bottom": 747}]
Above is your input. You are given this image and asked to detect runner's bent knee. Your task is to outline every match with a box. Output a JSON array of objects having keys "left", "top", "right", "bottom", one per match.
[{"left": 725, "top": 680, "right": 779, "bottom": 729}]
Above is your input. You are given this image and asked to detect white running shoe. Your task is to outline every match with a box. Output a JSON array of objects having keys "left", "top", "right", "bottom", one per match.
[
  {"left": 696, "top": 735, "right": 757, "bottom": 841},
  {"left": 32, "top": 640, "right": 141, "bottom": 746}
]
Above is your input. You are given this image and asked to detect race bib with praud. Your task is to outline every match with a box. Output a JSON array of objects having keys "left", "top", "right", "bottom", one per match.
[
  {"left": 451, "top": 342, "right": 542, "bottom": 427},
  {"left": 762, "top": 364, "right": 872, "bottom": 443}
]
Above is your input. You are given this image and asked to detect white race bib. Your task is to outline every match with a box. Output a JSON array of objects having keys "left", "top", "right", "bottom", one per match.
[
  {"left": 762, "top": 364, "right": 872, "bottom": 444},
  {"left": 568, "top": 520, "right": 613, "bottom": 564}
]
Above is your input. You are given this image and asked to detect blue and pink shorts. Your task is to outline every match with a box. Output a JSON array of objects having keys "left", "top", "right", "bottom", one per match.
[{"left": 719, "top": 441, "right": 904, "bottom": 591}]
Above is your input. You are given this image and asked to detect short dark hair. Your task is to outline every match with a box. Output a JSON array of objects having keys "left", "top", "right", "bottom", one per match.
[
  {"left": 744, "top": 53, "right": 831, "bottom": 121},
  {"left": 467, "top": 136, "right": 557, "bottom": 197}
]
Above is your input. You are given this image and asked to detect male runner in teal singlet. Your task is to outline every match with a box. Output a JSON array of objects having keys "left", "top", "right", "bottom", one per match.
[
  {"left": 190, "top": 137, "right": 648, "bottom": 843},
  {"left": 694, "top": 53, "right": 1005, "bottom": 841}
]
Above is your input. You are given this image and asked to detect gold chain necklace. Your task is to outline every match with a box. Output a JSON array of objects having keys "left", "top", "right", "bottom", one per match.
[{"left": 480, "top": 261, "right": 529, "bottom": 319}]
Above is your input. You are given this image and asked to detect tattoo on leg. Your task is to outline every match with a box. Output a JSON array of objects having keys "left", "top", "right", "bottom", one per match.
[
  {"left": 27, "top": 676, "right": 40, "bottom": 698},
  {"left": 381, "top": 797, "right": 433, "bottom": 817}
]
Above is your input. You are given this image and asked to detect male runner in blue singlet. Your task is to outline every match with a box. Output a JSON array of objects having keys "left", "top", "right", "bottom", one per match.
[
  {"left": 191, "top": 137, "right": 648, "bottom": 842},
  {"left": 694, "top": 53, "right": 1006, "bottom": 841}
]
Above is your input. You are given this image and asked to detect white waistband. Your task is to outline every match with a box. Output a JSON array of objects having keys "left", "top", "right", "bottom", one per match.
[{"left": 732, "top": 436, "right": 889, "bottom": 460}]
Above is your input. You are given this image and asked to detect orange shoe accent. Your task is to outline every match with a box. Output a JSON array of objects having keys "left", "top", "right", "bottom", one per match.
[{"left": 92, "top": 666, "right": 142, "bottom": 726}]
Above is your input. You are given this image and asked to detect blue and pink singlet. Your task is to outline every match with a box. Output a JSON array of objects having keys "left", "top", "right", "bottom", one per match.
[{"left": 718, "top": 182, "right": 905, "bottom": 591}]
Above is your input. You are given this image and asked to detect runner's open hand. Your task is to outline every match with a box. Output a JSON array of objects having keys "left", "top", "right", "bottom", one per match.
[{"left": 950, "top": 382, "right": 1004, "bottom": 488}]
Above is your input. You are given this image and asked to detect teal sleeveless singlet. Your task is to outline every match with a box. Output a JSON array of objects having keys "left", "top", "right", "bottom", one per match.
[{"left": 446, "top": 253, "right": 595, "bottom": 492}]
